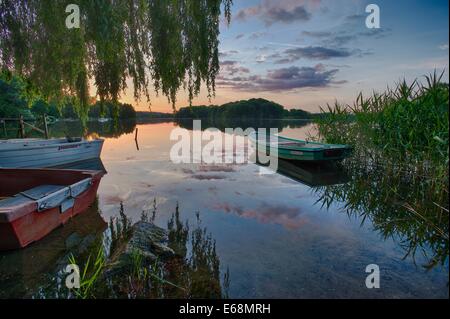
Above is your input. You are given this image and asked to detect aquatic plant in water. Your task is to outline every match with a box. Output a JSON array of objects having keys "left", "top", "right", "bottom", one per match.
[
  {"left": 64, "top": 202, "right": 229, "bottom": 299},
  {"left": 314, "top": 72, "right": 449, "bottom": 269}
]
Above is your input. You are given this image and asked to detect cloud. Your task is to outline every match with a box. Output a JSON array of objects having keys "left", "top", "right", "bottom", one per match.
[
  {"left": 396, "top": 56, "right": 449, "bottom": 71},
  {"left": 256, "top": 54, "right": 267, "bottom": 63},
  {"left": 190, "top": 174, "right": 227, "bottom": 180},
  {"left": 220, "top": 60, "right": 251, "bottom": 76},
  {"left": 301, "top": 27, "right": 391, "bottom": 46},
  {"left": 217, "top": 64, "right": 340, "bottom": 92},
  {"left": 219, "top": 50, "right": 239, "bottom": 58},
  {"left": 357, "top": 28, "right": 392, "bottom": 39},
  {"left": 249, "top": 31, "right": 268, "bottom": 40},
  {"left": 221, "top": 60, "right": 238, "bottom": 66},
  {"left": 263, "top": 5, "right": 311, "bottom": 25},
  {"left": 273, "top": 46, "right": 352, "bottom": 63},
  {"left": 301, "top": 30, "right": 332, "bottom": 38},
  {"left": 235, "top": 34, "right": 245, "bottom": 40},
  {"left": 236, "top": 1, "right": 314, "bottom": 26},
  {"left": 212, "top": 202, "right": 308, "bottom": 230},
  {"left": 439, "top": 43, "right": 449, "bottom": 50},
  {"left": 328, "top": 35, "right": 357, "bottom": 46},
  {"left": 198, "top": 165, "right": 236, "bottom": 173},
  {"left": 345, "top": 14, "right": 365, "bottom": 23},
  {"left": 236, "top": 5, "right": 262, "bottom": 21}
]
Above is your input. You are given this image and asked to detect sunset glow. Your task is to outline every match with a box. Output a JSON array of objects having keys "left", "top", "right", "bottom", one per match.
[{"left": 120, "top": 0, "right": 449, "bottom": 113}]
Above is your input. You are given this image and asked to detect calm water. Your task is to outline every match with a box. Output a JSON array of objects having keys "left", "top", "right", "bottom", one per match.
[{"left": 0, "top": 119, "right": 448, "bottom": 298}]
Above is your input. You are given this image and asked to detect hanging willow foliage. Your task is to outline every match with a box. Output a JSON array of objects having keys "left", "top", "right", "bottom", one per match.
[{"left": 0, "top": 0, "right": 232, "bottom": 117}]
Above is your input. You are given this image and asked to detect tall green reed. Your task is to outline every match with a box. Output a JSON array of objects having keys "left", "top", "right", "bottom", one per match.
[{"left": 314, "top": 71, "right": 449, "bottom": 268}]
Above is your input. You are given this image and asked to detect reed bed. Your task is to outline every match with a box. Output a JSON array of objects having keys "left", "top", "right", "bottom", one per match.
[{"left": 314, "top": 72, "right": 449, "bottom": 268}]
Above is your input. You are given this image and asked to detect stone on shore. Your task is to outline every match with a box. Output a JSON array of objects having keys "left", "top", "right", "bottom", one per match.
[{"left": 106, "top": 222, "right": 175, "bottom": 276}]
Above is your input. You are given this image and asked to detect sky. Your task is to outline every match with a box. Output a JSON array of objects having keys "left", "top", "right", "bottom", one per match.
[{"left": 124, "top": 0, "right": 449, "bottom": 113}]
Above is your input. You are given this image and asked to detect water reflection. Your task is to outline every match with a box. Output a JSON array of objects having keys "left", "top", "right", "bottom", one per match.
[
  {"left": 48, "top": 119, "right": 137, "bottom": 139},
  {"left": 25, "top": 202, "right": 229, "bottom": 299},
  {"left": 0, "top": 200, "right": 107, "bottom": 298},
  {"left": 212, "top": 201, "right": 308, "bottom": 231},
  {"left": 89, "top": 203, "right": 228, "bottom": 299},
  {"left": 23, "top": 117, "right": 309, "bottom": 140},
  {"left": 175, "top": 118, "right": 311, "bottom": 132},
  {"left": 313, "top": 155, "right": 449, "bottom": 270},
  {"left": 257, "top": 158, "right": 350, "bottom": 187},
  {"left": 163, "top": 205, "right": 229, "bottom": 298},
  {"left": 0, "top": 120, "right": 448, "bottom": 298},
  {"left": 53, "top": 157, "right": 107, "bottom": 172}
]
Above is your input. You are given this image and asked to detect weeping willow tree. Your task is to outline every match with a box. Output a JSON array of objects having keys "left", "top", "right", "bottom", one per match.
[{"left": 0, "top": 0, "right": 232, "bottom": 119}]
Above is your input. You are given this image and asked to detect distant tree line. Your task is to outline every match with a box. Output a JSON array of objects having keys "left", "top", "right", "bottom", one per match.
[
  {"left": 87, "top": 101, "right": 136, "bottom": 120},
  {"left": 2, "top": 72, "right": 313, "bottom": 122},
  {"left": 175, "top": 98, "right": 316, "bottom": 120},
  {"left": 283, "top": 108, "right": 315, "bottom": 119},
  {"left": 136, "top": 111, "right": 174, "bottom": 119},
  {"left": 0, "top": 72, "right": 135, "bottom": 120}
]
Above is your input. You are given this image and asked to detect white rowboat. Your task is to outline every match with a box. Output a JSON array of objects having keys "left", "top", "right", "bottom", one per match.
[{"left": 0, "top": 138, "right": 104, "bottom": 168}]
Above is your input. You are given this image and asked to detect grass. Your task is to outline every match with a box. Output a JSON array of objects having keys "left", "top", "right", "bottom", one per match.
[
  {"left": 64, "top": 201, "right": 228, "bottom": 299},
  {"left": 314, "top": 72, "right": 449, "bottom": 268},
  {"left": 67, "top": 246, "right": 106, "bottom": 299},
  {"left": 316, "top": 71, "right": 448, "bottom": 166},
  {"left": 315, "top": 72, "right": 448, "bottom": 207}
]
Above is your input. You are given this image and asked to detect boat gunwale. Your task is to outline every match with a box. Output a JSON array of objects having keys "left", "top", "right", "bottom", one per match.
[
  {"left": 248, "top": 132, "right": 352, "bottom": 152},
  {"left": 0, "top": 168, "right": 104, "bottom": 222},
  {"left": 0, "top": 138, "right": 104, "bottom": 152}
]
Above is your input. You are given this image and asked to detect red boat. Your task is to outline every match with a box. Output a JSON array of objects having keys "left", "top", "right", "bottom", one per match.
[{"left": 0, "top": 168, "right": 105, "bottom": 250}]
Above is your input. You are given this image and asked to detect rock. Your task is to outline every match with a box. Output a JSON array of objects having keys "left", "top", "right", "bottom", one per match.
[
  {"left": 126, "top": 222, "right": 174, "bottom": 259},
  {"left": 105, "top": 222, "right": 175, "bottom": 277}
]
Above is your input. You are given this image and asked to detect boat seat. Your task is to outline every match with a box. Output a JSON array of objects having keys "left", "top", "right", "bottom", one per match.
[
  {"left": 0, "top": 178, "right": 92, "bottom": 213},
  {"left": 0, "top": 185, "right": 66, "bottom": 209},
  {"left": 0, "top": 194, "right": 34, "bottom": 209},
  {"left": 20, "top": 185, "right": 66, "bottom": 200}
]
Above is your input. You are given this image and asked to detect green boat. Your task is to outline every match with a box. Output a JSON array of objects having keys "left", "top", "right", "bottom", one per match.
[
  {"left": 248, "top": 132, "right": 352, "bottom": 162},
  {"left": 256, "top": 159, "right": 350, "bottom": 187}
]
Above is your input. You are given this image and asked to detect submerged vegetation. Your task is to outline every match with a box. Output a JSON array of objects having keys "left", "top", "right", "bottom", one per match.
[
  {"left": 315, "top": 72, "right": 449, "bottom": 268},
  {"left": 52, "top": 202, "right": 229, "bottom": 299}
]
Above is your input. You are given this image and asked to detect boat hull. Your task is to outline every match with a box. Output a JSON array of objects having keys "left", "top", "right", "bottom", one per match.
[
  {"left": 265, "top": 146, "right": 353, "bottom": 161},
  {"left": 256, "top": 158, "right": 350, "bottom": 187},
  {"left": 249, "top": 132, "right": 352, "bottom": 162},
  {"left": 0, "top": 139, "right": 104, "bottom": 168},
  {"left": 0, "top": 169, "right": 104, "bottom": 250}
]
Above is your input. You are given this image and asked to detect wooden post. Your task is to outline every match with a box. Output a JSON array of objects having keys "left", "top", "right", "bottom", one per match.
[
  {"left": 134, "top": 127, "right": 140, "bottom": 151},
  {"left": 1, "top": 120, "right": 6, "bottom": 137},
  {"left": 19, "top": 115, "right": 25, "bottom": 138},
  {"left": 43, "top": 114, "right": 49, "bottom": 139}
]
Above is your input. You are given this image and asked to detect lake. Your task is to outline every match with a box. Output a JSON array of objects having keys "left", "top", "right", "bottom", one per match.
[{"left": 0, "top": 119, "right": 448, "bottom": 298}]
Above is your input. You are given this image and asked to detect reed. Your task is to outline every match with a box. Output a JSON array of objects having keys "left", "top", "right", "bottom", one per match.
[
  {"left": 314, "top": 71, "right": 449, "bottom": 268},
  {"left": 64, "top": 202, "right": 228, "bottom": 298},
  {"left": 67, "top": 246, "right": 106, "bottom": 299},
  {"left": 316, "top": 71, "right": 449, "bottom": 168}
]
